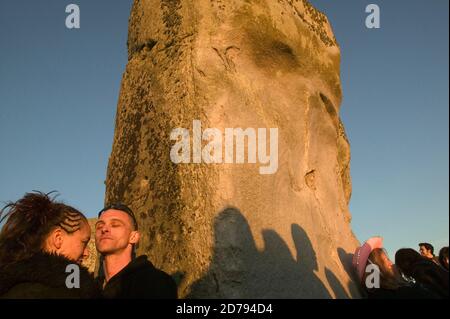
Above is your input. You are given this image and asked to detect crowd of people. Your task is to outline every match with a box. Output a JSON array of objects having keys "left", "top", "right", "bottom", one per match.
[
  {"left": 353, "top": 237, "right": 448, "bottom": 299},
  {"left": 0, "top": 191, "right": 448, "bottom": 299}
]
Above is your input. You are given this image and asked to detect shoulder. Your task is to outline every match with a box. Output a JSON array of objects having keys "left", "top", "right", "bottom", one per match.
[
  {"left": 134, "top": 259, "right": 176, "bottom": 286},
  {"left": 412, "top": 260, "right": 449, "bottom": 280},
  {"left": 0, "top": 253, "right": 100, "bottom": 299},
  {"left": 125, "top": 256, "right": 178, "bottom": 298}
]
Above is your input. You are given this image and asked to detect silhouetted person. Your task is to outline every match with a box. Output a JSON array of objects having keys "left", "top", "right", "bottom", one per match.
[
  {"left": 438, "top": 247, "right": 449, "bottom": 271},
  {"left": 395, "top": 248, "right": 448, "bottom": 298},
  {"left": 95, "top": 203, "right": 177, "bottom": 299},
  {"left": 419, "top": 242, "right": 440, "bottom": 266},
  {"left": 260, "top": 229, "right": 300, "bottom": 298},
  {"left": 189, "top": 208, "right": 335, "bottom": 298},
  {"left": 189, "top": 207, "right": 259, "bottom": 298},
  {"left": 290, "top": 224, "right": 332, "bottom": 298},
  {"left": 337, "top": 247, "right": 365, "bottom": 298},
  {"left": 325, "top": 268, "right": 349, "bottom": 298}
]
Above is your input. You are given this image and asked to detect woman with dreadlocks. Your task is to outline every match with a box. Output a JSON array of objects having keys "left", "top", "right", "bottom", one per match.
[{"left": 0, "top": 191, "right": 99, "bottom": 298}]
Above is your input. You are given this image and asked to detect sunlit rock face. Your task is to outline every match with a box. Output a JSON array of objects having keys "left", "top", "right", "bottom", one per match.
[
  {"left": 82, "top": 218, "right": 97, "bottom": 274},
  {"left": 105, "top": 0, "right": 361, "bottom": 298}
]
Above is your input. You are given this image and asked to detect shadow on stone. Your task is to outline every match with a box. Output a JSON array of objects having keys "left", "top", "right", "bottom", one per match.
[
  {"left": 189, "top": 207, "right": 350, "bottom": 298},
  {"left": 325, "top": 268, "right": 349, "bottom": 298},
  {"left": 337, "top": 247, "right": 364, "bottom": 297}
]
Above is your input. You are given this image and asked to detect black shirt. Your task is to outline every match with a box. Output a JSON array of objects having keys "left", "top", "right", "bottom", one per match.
[{"left": 97, "top": 255, "right": 177, "bottom": 299}]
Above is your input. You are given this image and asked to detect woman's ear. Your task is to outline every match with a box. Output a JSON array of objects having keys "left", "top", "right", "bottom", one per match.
[
  {"left": 49, "top": 228, "right": 64, "bottom": 250},
  {"left": 130, "top": 231, "right": 140, "bottom": 245}
]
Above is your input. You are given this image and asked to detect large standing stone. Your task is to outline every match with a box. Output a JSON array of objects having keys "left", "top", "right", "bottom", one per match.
[{"left": 105, "top": 0, "right": 361, "bottom": 298}]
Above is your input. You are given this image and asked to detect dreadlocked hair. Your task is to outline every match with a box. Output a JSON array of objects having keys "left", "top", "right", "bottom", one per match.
[{"left": 0, "top": 191, "right": 87, "bottom": 265}]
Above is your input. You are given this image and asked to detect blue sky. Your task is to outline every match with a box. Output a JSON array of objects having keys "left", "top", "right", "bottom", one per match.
[
  {"left": 0, "top": 0, "right": 448, "bottom": 258},
  {"left": 311, "top": 0, "right": 449, "bottom": 256}
]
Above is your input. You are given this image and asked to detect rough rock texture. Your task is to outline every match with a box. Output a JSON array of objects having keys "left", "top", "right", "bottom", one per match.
[
  {"left": 81, "top": 218, "right": 98, "bottom": 274},
  {"left": 105, "top": 0, "right": 361, "bottom": 298}
]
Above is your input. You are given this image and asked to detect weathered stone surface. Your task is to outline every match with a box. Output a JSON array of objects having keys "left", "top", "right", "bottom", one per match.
[
  {"left": 82, "top": 218, "right": 98, "bottom": 274},
  {"left": 105, "top": 0, "right": 361, "bottom": 298}
]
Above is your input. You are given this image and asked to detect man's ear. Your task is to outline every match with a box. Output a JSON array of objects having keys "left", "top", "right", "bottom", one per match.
[
  {"left": 49, "top": 228, "right": 64, "bottom": 250},
  {"left": 130, "top": 231, "right": 140, "bottom": 245}
]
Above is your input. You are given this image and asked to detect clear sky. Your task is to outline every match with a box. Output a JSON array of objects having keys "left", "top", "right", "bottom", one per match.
[{"left": 0, "top": 0, "right": 448, "bottom": 258}]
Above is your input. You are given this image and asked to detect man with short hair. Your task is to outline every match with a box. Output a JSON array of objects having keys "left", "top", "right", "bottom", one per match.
[
  {"left": 419, "top": 242, "right": 440, "bottom": 266},
  {"left": 95, "top": 203, "right": 177, "bottom": 298}
]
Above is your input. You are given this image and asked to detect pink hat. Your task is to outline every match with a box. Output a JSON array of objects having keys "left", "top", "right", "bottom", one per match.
[{"left": 352, "top": 236, "right": 383, "bottom": 281}]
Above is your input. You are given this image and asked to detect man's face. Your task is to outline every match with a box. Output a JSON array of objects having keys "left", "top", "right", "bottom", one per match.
[
  {"left": 419, "top": 246, "right": 432, "bottom": 258},
  {"left": 59, "top": 220, "right": 91, "bottom": 264},
  {"left": 95, "top": 209, "right": 137, "bottom": 255}
]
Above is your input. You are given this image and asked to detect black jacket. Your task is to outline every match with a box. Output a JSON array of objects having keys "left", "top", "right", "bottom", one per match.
[
  {"left": 408, "top": 259, "right": 449, "bottom": 298},
  {"left": 0, "top": 252, "right": 99, "bottom": 299},
  {"left": 97, "top": 255, "right": 177, "bottom": 299}
]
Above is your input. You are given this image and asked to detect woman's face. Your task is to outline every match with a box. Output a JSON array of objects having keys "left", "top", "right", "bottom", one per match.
[
  {"left": 379, "top": 250, "right": 395, "bottom": 275},
  {"left": 46, "top": 220, "right": 91, "bottom": 264},
  {"left": 60, "top": 220, "right": 91, "bottom": 264}
]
